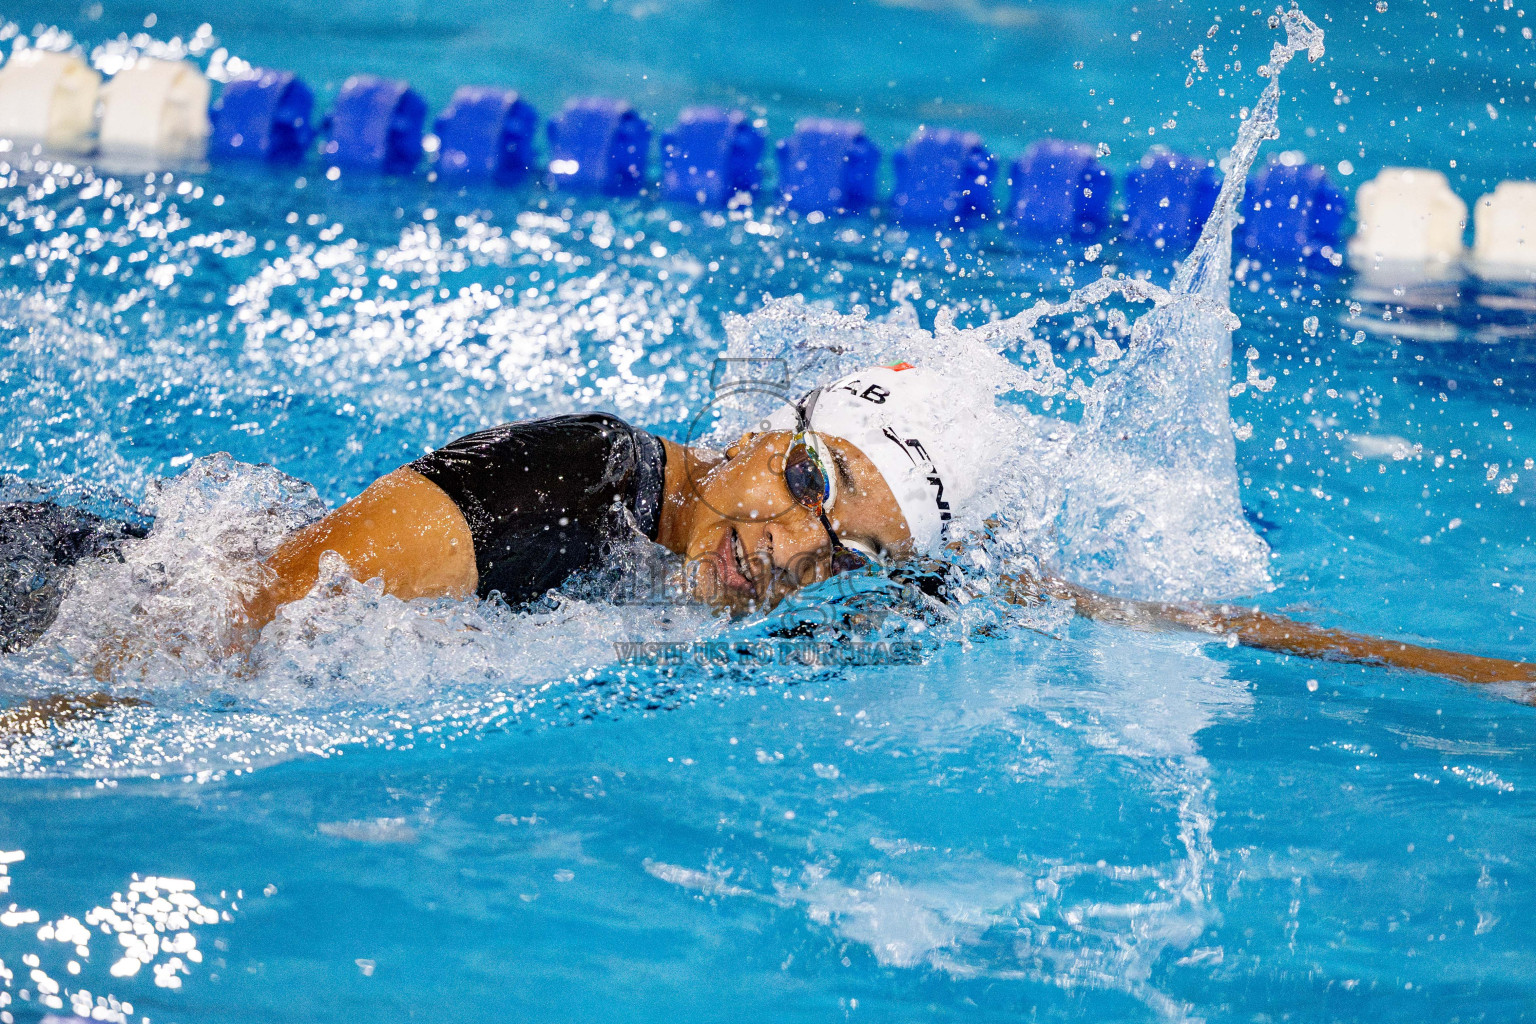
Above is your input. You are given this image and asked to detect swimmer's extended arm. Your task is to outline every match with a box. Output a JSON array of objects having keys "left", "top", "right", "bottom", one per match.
[{"left": 1004, "top": 571, "right": 1536, "bottom": 687}]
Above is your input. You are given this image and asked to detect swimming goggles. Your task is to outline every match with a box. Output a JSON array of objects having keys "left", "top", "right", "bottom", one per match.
[{"left": 783, "top": 391, "right": 880, "bottom": 576}]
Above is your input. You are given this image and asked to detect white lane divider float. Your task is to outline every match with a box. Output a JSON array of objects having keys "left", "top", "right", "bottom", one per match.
[
  {"left": 1348, "top": 167, "right": 1467, "bottom": 271},
  {"left": 1473, "top": 180, "right": 1536, "bottom": 278},
  {"left": 0, "top": 49, "right": 101, "bottom": 154},
  {"left": 97, "top": 57, "right": 211, "bottom": 161}
]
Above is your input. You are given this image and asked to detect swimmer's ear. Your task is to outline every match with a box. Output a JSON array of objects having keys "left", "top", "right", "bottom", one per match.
[{"left": 725, "top": 431, "right": 760, "bottom": 460}]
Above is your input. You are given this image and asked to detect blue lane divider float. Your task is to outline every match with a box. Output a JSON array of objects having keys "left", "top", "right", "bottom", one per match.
[
  {"left": 1123, "top": 149, "right": 1221, "bottom": 249},
  {"left": 1005, "top": 139, "right": 1112, "bottom": 240},
  {"left": 433, "top": 86, "right": 538, "bottom": 184},
  {"left": 208, "top": 68, "right": 314, "bottom": 162},
  {"left": 660, "top": 106, "right": 764, "bottom": 208},
  {"left": 774, "top": 118, "right": 879, "bottom": 215},
  {"left": 1239, "top": 159, "right": 1345, "bottom": 261},
  {"left": 320, "top": 75, "right": 426, "bottom": 174},
  {"left": 186, "top": 63, "right": 1366, "bottom": 264},
  {"left": 891, "top": 127, "right": 996, "bottom": 225},
  {"left": 546, "top": 97, "right": 650, "bottom": 194}
]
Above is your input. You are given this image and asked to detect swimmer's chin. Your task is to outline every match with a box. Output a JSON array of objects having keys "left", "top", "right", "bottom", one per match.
[
  {"left": 687, "top": 571, "right": 792, "bottom": 616},
  {"left": 689, "top": 581, "right": 769, "bottom": 616}
]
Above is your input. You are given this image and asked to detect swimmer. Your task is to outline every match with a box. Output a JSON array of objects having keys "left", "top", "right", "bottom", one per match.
[{"left": 2, "top": 364, "right": 1532, "bottom": 708}]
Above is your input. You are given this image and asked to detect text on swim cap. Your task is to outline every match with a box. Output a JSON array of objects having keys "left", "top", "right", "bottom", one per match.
[
  {"left": 879, "top": 426, "right": 953, "bottom": 534},
  {"left": 834, "top": 378, "right": 890, "bottom": 405}
]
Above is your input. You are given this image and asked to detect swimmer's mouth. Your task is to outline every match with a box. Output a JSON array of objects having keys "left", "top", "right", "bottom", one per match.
[{"left": 718, "top": 526, "right": 758, "bottom": 597}]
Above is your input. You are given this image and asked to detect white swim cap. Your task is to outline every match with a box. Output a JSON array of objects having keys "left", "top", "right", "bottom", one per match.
[{"left": 766, "top": 363, "right": 986, "bottom": 555}]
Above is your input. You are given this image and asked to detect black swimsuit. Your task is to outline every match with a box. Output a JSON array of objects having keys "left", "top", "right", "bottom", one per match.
[
  {"left": 0, "top": 413, "right": 667, "bottom": 649},
  {"left": 409, "top": 413, "right": 667, "bottom": 602}
]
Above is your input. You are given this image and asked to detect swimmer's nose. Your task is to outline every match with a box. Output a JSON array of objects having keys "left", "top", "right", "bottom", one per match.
[{"left": 768, "top": 513, "right": 836, "bottom": 584}]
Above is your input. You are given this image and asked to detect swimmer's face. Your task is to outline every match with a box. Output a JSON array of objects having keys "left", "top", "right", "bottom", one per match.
[{"left": 681, "top": 429, "right": 914, "bottom": 614}]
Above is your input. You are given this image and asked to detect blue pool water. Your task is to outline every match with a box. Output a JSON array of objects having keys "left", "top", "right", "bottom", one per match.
[{"left": 0, "top": 1, "right": 1534, "bottom": 1021}]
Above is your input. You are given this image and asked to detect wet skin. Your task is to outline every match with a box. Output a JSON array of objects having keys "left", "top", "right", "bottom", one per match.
[
  {"left": 244, "top": 429, "right": 911, "bottom": 629},
  {"left": 8, "top": 423, "right": 1533, "bottom": 731},
  {"left": 658, "top": 430, "right": 913, "bottom": 615},
  {"left": 240, "top": 433, "right": 1536, "bottom": 694}
]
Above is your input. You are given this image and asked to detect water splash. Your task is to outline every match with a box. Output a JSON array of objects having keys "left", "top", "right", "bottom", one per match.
[
  {"left": 39, "top": 455, "right": 326, "bottom": 683},
  {"left": 1055, "top": 7, "right": 1323, "bottom": 599},
  {"left": 0, "top": 456, "right": 733, "bottom": 776},
  {"left": 721, "top": 7, "right": 1324, "bottom": 602},
  {"left": 1174, "top": 7, "right": 1327, "bottom": 303},
  {"left": 689, "top": 25, "right": 1328, "bottom": 1014},
  {"left": 0, "top": 9, "right": 1325, "bottom": 783}
]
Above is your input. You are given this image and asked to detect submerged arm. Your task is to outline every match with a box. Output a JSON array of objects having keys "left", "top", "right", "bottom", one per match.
[
  {"left": 0, "top": 691, "right": 146, "bottom": 737},
  {"left": 1005, "top": 571, "right": 1536, "bottom": 687}
]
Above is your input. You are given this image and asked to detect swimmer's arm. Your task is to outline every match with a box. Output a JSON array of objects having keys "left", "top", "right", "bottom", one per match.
[
  {"left": 242, "top": 468, "right": 479, "bottom": 632},
  {"left": 1004, "top": 571, "right": 1536, "bottom": 687},
  {"left": 0, "top": 691, "right": 146, "bottom": 737}
]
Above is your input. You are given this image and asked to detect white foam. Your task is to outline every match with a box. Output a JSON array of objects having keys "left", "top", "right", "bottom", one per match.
[
  {"left": 0, "top": 8, "right": 1327, "bottom": 784},
  {"left": 41, "top": 454, "right": 328, "bottom": 683},
  {"left": 2, "top": 455, "right": 730, "bottom": 776}
]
